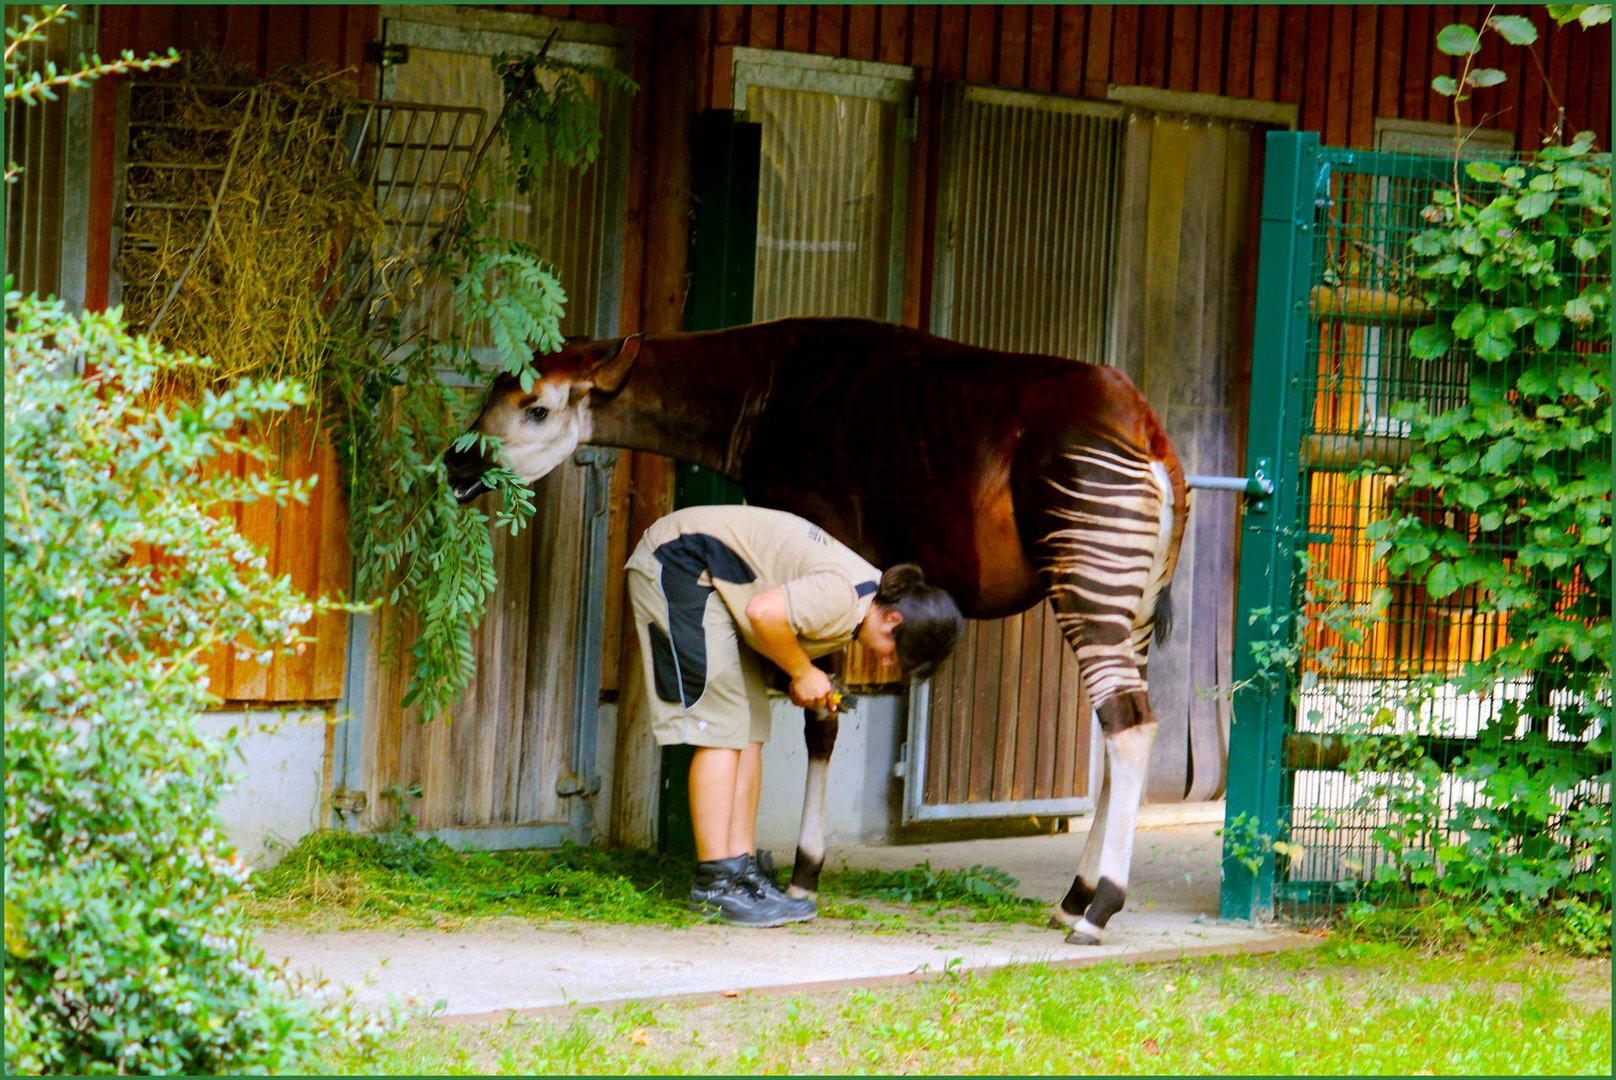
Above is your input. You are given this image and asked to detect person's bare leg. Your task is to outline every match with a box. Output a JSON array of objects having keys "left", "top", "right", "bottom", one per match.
[
  {"left": 689, "top": 747, "right": 740, "bottom": 861},
  {"left": 728, "top": 741, "right": 764, "bottom": 857}
]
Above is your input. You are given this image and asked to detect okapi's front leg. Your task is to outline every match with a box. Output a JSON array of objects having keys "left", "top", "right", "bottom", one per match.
[{"left": 788, "top": 706, "right": 837, "bottom": 898}]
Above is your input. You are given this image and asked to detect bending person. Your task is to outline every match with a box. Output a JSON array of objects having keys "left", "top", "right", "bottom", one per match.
[{"left": 626, "top": 504, "right": 964, "bottom": 927}]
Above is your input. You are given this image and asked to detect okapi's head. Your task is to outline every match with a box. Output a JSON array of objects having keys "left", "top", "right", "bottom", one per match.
[{"left": 444, "top": 335, "right": 641, "bottom": 503}]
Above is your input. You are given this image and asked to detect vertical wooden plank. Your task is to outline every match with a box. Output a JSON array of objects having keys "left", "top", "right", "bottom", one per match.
[
  {"left": 1084, "top": 5, "right": 1112, "bottom": 98},
  {"left": 876, "top": 6, "right": 908, "bottom": 66},
  {"left": 1277, "top": 7, "right": 1307, "bottom": 110},
  {"left": 965, "top": 6, "right": 997, "bottom": 83},
  {"left": 1011, "top": 605, "right": 1044, "bottom": 800},
  {"left": 263, "top": 7, "right": 306, "bottom": 75},
  {"left": 1027, "top": 5, "right": 1055, "bottom": 93},
  {"left": 1196, "top": 6, "right": 1225, "bottom": 96},
  {"left": 846, "top": 5, "right": 877, "bottom": 60},
  {"left": 1166, "top": 5, "right": 1196, "bottom": 92},
  {"left": 311, "top": 434, "right": 350, "bottom": 699},
  {"left": 990, "top": 614, "right": 1023, "bottom": 801},
  {"left": 943, "top": 623, "right": 976, "bottom": 804},
  {"left": 221, "top": 6, "right": 265, "bottom": 72},
  {"left": 1301, "top": 8, "right": 1332, "bottom": 137},
  {"left": 781, "top": 5, "right": 812, "bottom": 52},
  {"left": 1349, "top": 7, "right": 1379, "bottom": 148},
  {"left": 714, "top": 6, "right": 745, "bottom": 47},
  {"left": 936, "top": 6, "right": 969, "bottom": 81},
  {"left": 305, "top": 6, "right": 344, "bottom": 72},
  {"left": 910, "top": 5, "right": 939, "bottom": 69},
  {"left": 813, "top": 5, "right": 845, "bottom": 56},
  {"left": 1055, "top": 6, "right": 1085, "bottom": 97},
  {"left": 1565, "top": 21, "right": 1594, "bottom": 135},
  {"left": 1225, "top": 6, "right": 1254, "bottom": 100},
  {"left": 998, "top": 5, "right": 1028, "bottom": 89},
  {"left": 1375, "top": 6, "right": 1404, "bottom": 127},
  {"left": 748, "top": 5, "right": 780, "bottom": 50},
  {"left": 1429, "top": 6, "right": 1459, "bottom": 125},
  {"left": 1402, "top": 5, "right": 1432, "bottom": 123},
  {"left": 1138, "top": 5, "right": 1168, "bottom": 88},
  {"left": 1251, "top": 6, "right": 1280, "bottom": 101}
]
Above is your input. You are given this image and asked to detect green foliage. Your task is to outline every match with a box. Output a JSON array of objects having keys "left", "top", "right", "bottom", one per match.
[
  {"left": 1347, "top": 127, "right": 1612, "bottom": 945},
  {"left": 1547, "top": 3, "right": 1614, "bottom": 28},
  {"left": 494, "top": 51, "right": 638, "bottom": 194},
  {"left": 330, "top": 52, "right": 634, "bottom": 721},
  {"left": 3, "top": 5, "right": 178, "bottom": 108},
  {"left": 3, "top": 294, "right": 381, "bottom": 1073}
]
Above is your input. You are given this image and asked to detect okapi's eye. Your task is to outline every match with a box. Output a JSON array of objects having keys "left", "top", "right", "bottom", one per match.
[{"left": 527, "top": 406, "right": 551, "bottom": 424}]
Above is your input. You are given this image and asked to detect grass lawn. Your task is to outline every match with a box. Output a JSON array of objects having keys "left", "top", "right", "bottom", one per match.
[
  {"left": 254, "top": 832, "right": 1610, "bottom": 1074},
  {"left": 320, "top": 940, "right": 1611, "bottom": 1075}
]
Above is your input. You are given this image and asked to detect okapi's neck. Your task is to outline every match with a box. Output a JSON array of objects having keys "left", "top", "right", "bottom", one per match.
[{"left": 585, "top": 329, "right": 778, "bottom": 479}]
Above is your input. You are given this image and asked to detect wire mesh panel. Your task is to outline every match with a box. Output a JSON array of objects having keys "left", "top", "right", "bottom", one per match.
[{"left": 1225, "top": 133, "right": 1612, "bottom": 922}]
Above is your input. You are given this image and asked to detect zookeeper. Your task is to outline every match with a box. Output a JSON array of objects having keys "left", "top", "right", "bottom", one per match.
[{"left": 626, "top": 504, "right": 964, "bottom": 928}]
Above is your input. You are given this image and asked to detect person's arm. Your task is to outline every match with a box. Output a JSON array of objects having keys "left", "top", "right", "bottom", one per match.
[{"left": 744, "top": 586, "right": 835, "bottom": 709}]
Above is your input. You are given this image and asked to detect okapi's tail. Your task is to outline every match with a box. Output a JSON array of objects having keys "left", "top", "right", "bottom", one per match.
[{"left": 1153, "top": 584, "right": 1174, "bottom": 646}]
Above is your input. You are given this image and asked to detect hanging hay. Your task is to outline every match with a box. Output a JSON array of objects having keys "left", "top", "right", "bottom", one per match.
[{"left": 118, "top": 54, "right": 396, "bottom": 406}]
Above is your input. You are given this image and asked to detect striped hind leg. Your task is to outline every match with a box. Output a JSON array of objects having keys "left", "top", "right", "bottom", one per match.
[{"left": 1027, "top": 433, "right": 1179, "bottom": 944}]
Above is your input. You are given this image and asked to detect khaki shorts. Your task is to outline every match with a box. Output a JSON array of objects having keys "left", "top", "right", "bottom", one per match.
[{"left": 627, "top": 556, "right": 772, "bottom": 750}]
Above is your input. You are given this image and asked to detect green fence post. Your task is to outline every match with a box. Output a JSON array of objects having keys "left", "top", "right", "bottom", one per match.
[
  {"left": 1221, "top": 131, "right": 1321, "bottom": 922},
  {"left": 656, "top": 109, "right": 761, "bottom": 859}
]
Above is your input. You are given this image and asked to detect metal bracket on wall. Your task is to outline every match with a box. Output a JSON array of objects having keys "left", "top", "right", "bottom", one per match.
[{"left": 1186, "top": 458, "right": 1275, "bottom": 513}]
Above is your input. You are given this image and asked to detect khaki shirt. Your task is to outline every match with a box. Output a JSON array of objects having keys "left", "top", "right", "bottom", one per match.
[{"left": 629, "top": 504, "right": 881, "bottom": 660}]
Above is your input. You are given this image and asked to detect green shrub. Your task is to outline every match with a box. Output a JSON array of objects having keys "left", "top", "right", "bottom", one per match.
[{"left": 3, "top": 293, "right": 379, "bottom": 1073}]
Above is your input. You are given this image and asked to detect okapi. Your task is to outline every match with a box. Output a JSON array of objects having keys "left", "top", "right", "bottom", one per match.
[{"left": 444, "top": 316, "right": 1189, "bottom": 945}]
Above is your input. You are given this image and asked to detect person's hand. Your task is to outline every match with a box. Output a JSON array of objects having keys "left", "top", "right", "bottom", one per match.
[{"left": 788, "top": 667, "right": 834, "bottom": 710}]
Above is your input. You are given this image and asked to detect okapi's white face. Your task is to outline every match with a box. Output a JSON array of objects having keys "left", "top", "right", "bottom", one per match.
[{"left": 445, "top": 335, "right": 640, "bottom": 503}]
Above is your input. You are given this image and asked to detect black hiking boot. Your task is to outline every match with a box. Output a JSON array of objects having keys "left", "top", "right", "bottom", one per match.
[
  {"left": 738, "top": 852, "right": 816, "bottom": 923},
  {"left": 688, "top": 855, "right": 802, "bottom": 928}
]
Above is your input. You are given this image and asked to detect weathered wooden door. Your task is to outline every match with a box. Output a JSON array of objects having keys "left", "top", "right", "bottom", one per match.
[
  {"left": 919, "top": 86, "right": 1264, "bottom": 818},
  {"left": 1110, "top": 112, "right": 1262, "bottom": 802},
  {"left": 336, "top": 9, "right": 628, "bottom": 847}
]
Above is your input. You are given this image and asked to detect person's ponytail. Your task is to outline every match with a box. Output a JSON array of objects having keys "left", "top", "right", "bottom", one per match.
[{"left": 875, "top": 563, "right": 963, "bottom": 678}]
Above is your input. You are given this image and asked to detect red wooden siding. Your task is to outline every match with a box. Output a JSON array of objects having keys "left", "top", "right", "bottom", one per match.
[{"left": 670, "top": 4, "right": 1610, "bottom": 149}]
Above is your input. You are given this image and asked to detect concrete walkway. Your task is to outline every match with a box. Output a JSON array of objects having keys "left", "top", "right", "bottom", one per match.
[{"left": 257, "top": 806, "right": 1318, "bottom": 1021}]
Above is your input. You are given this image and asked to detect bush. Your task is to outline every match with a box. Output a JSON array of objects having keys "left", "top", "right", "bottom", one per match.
[{"left": 3, "top": 293, "right": 377, "bottom": 1072}]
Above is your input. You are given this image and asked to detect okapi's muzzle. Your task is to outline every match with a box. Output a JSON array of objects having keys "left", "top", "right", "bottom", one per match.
[{"left": 443, "top": 444, "right": 493, "bottom": 504}]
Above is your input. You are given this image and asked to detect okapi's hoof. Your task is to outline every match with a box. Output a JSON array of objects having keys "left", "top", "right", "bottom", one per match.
[
  {"left": 1064, "top": 927, "right": 1103, "bottom": 946},
  {"left": 1046, "top": 907, "right": 1080, "bottom": 931}
]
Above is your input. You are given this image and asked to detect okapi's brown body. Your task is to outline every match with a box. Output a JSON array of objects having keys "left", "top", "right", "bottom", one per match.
[{"left": 447, "top": 316, "right": 1189, "bottom": 944}]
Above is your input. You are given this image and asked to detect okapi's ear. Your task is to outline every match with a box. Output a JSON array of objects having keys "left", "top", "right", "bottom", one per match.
[{"left": 586, "top": 334, "right": 642, "bottom": 395}]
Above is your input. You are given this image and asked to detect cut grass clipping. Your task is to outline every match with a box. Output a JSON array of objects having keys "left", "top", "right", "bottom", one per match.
[
  {"left": 248, "top": 832, "right": 700, "bottom": 928},
  {"left": 247, "top": 833, "right": 1044, "bottom": 929}
]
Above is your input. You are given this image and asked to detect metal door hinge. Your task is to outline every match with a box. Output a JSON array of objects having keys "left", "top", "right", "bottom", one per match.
[{"left": 365, "top": 42, "right": 409, "bottom": 67}]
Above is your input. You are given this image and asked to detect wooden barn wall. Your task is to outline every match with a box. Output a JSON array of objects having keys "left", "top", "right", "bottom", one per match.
[{"left": 83, "top": 4, "right": 1612, "bottom": 714}]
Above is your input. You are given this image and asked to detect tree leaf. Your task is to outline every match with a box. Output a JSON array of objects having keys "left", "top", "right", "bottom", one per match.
[
  {"left": 1533, "top": 317, "right": 1563, "bottom": 350},
  {"left": 1465, "top": 160, "right": 1505, "bottom": 184},
  {"left": 1572, "top": 236, "right": 1599, "bottom": 262},
  {"left": 1436, "top": 23, "right": 1482, "bottom": 54},
  {"left": 1486, "top": 14, "right": 1540, "bottom": 43},
  {"left": 1430, "top": 75, "right": 1460, "bottom": 98},
  {"left": 1409, "top": 323, "right": 1453, "bottom": 359},
  {"left": 1452, "top": 301, "right": 1489, "bottom": 339},
  {"left": 1425, "top": 562, "right": 1460, "bottom": 598},
  {"left": 1465, "top": 67, "right": 1508, "bottom": 88},
  {"left": 1474, "top": 332, "right": 1514, "bottom": 363},
  {"left": 1515, "top": 190, "right": 1557, "bottom": 220}
]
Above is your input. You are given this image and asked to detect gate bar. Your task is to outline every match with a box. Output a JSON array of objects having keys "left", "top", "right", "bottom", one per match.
[{"left": 1186, "top": 473, "right": 1274, "bottom": 496}]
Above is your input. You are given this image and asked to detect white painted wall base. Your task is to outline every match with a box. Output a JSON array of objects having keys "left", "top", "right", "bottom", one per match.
[
  {"left": 756, "top": 692, "right": 904, "bottom": 853},
  {"left": 199, "top": 709, "right": 331, "bottom": 867}
]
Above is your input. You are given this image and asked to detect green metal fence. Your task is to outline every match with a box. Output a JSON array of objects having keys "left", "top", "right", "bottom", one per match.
[{"left": 1222, "top": 132, "right": 1612, "bottom": 922}]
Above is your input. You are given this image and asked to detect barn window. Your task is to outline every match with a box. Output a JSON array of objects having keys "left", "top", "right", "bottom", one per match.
[
  {"left": 381, "top": 6, "right": 631, "bottom": 354},
  {"left": 932, "top": 84, "right": 1126, "bottom": 361},
  {"left": 5, "top": 4, "right": 95, "bottom": 311},
  {"left": 731, "top": 47, "right": 915, "bottom": 322}
]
